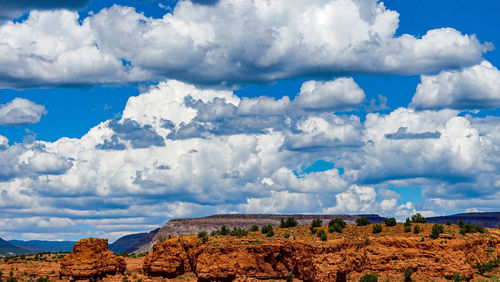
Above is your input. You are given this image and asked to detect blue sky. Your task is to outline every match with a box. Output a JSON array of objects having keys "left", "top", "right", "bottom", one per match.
[{"left": 0, "top": 0, "right": 499, "bottom": 241}]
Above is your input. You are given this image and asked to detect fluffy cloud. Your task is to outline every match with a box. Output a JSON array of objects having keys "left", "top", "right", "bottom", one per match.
[
  {"left": 0, "top": 98, "right": 47, "bottom": 125},
  {"left": 411, "top": 61, "right": 500, "bottom": 110},
  {"left": 294, "top": 78, "right": 366, "bottom": 111},
  {"left": 0, "top": 0, "right": 90, "bottom": 21},
  {"left": 0, "top": 0, "right": 489, "bottom": 88},
  {"left": 1, "top": 80, "right": 499, "bottom": 240}
]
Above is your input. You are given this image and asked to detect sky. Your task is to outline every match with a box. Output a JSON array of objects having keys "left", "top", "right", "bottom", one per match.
[{"left": 0, "top": 0, "right": 499, "bottom": 242}]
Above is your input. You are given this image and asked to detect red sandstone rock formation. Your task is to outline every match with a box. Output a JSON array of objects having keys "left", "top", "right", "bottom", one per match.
[
  {"left": 59, "top": 238, "right": 126, "bottom": 280},
  {"left": 143, "top": 225, "right": 500, "bottom": 281}
]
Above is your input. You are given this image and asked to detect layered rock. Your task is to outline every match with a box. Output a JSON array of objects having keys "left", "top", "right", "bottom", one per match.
[
  {"left": 59, "top": 238, "right": 126, "bottom": 280},
  {"left": 143, "top": 226, "right": 500, "bottom": 281}
]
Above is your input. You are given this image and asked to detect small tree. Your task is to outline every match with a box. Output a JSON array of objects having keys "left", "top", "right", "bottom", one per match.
[
  {"left": 403, "top": 268, "right": 415, "bottom": 282},
  {"left": 197, "top": 231, "right": 209, "bottom": 243},
  {"left": 430, "top": 224, "right": 444, "bottom": 239},
  {"left": 384, "top": 217, "right": 397, "bottom": 227},
  {"left": 445, "top": 220, "right": 452, "bottom": 226},
  {"left": 280, "top": 217, "right": 298, "bottom": 228},
  {"left": 458, "top": 219, "right": 465, "bottom": 228},
  {"left": 309, "top": 226, "right": 317, "bottom": 234},
  {"left": 360, "top": 273, "right": 378, "bottom": 282},
  {"left": 413, "top": 225, "right": 421, "bottom": 234},
  {"left": 261, "top": 225, "right": 273, "bottom": 234},
  {"left": 311, "top": 218, "right": 323, "bottom": 228},
  {"left": 328, "top": 223, "right": 343, "bottom": 233},
  {"left": 317, "top": 229, "right": 327, "bottom": 241},
  {"left": 284, "top": 232, "right": 291, "bottom": 239},
  {"left": 250, "top": 225, "right": 259, "bottom": 232},
  {"left": 411, "top": 213, "right": 426, "bottom": 223},
  {"left": 220, "top": 226, "right": 229, "bottom": 235},
  {"left": 372, "top": 224, "right": 382, "bottom": 234},
  {"left": 356, "top": 217, "right": 371, "bottom": 226},
  {"left": 266, "top": 229, "right": 274, "bottom": 237}
]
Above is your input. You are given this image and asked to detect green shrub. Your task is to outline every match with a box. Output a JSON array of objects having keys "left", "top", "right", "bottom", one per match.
[
  {"left": 384, "top": 217, "right": 397, "bottom": 227},
  {"left": 445, "top": 220, "right": 452, "bottom": 226},
  {"left": 284, "top": 232, "right": 290, "bottom": 239},
  {"left": 404, "top": 218, "right": 412, "bottom": 226},
  {"left": 474, "top": 261, "right": 493, "bottom": 274},
  {"left": 413, "top": 225, "right": 421, "bottom": 234},
  {"left": 36, "top": 277, "right": 49, "bottom": 282},
  {"left": 311, "top": 218, "right": 323, "bottom": 228},
  {"left": 329, "top": 218, "right": 347, "bottom": 228},
  {"left": 285, "top": 272, "right": 293, "bottom": 282},
  {"left": 261, "top": 225, "right": 273, "bottom": 234},
  {"left": 459, "top": 223, "right": 484, "bottom": 235},
  {"left": 356, "top": 217, "right": 371, "bottom": 226},
  {"left": 220, "top": 226, "right": 229, "bottom": 235},
  {"left": 266, "top": 229, "right": 274, "bottom": 237},
  {"left": 328, "top": 223, "right": 343, "bottom": 233},
  {"left": 451, "top": 273, "right": 465, "bottom": 281},
  {"left": 230, "top": 227, "right": 248, "bottom": 237},
  {"left": 430, "top": 224, "right": 444, "bottom": 239},
  {"left": 6, "top": 278, "right": 17, "bottom": 282},
  {"left": 309, "top": 226, "right": 317, "bottom": 234},
  {"left": 198, "top": 231, "right": 209, "bottom": 242},
  {"left": 458, "top": 219, "right": 465, "bottom": 228},
  {"left": 403, "top": 268, "right": 414, "bottom": 281},
  {"left": 359, "top": 273, "right": 378, "bottom": 282},
  {"left": 411, "top": 213, "right": 426, "bottom": 223},
  {"left": 404, "top": 225, "right": 411, "bottom": 233},
  {"left": 9, "top": 271, "right": 13, "bottom": 277},
  {"left": 317, "top": 229, "right": 327, "bottom": 241},
  {"left": 250, "top": 225, "right": 259, "bottom": 232},
  {"left": 280, "top": 217, "right": 298, "bottom": 228},
  {"left": 372, "top": 224, "right": 382, "bottom": 234}
]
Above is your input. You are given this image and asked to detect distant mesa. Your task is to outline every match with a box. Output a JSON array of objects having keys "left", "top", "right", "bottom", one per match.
[{"left": 59, "top": 238, "right": 126, "bottom": 280}]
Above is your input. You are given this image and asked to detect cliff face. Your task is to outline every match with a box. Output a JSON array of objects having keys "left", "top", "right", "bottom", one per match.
[
  {"left": 59, "top": 238, "right": 126, "bottom": 280},
  {"left": 143, "top": 224, "right": 500, "bottom": 281},
  {"left": 132, "top": 214, "right": 384, "bottom": 254}
]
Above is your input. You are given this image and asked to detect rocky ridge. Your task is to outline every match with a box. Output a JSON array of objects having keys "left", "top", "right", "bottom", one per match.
[
  {"left": 59, "top": 238, "right": 126, "bottom": 280},
  {"left": 143, "top": 223, "right": 500, "bottom": 281}
]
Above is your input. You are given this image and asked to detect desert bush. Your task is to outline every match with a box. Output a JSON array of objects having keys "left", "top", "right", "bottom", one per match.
[
  {"left": 284, "top": 232, "right": 290, "bottom": 239},
  {"left": 230, "top": 227, "right": 248, "bottom": 237},
  {"left": 261, "top": 225, "right": 273, "bottom": 234},
  {"left": 220, "top": 226, "right": 229, "bottom": 235},
  {"left": 311, "top": 218, "right": 323, "bottom": 228},
  {"left": 459, "top": 223, "right": 484, "bottom": 235},
  {"left": 317, "top": 229, "right": 327, "bottom": 241},
  {"left": 372, "top": 224, "right": 382, "bottom": 234},
  {"left": 329, "top": 218, "right": 347, "bottom": 228},
  {"left": 474, "top": 261, "right": 493, "bottom": 275},
  {"left": 404, "top": 225, "right": 411, "bottom": 233},
  {"left": 413, "top": 225, "right": 421, "bottom": 234},
  {"left": 36, "top": 277, "right": 49, "bottom": 282},
  {"left": 285, "top": 272, "right": 293, "bottom": 282},
  {"left": 384, "top": 217, "right": 397, "bottom": 227},
  {"left": 328, "top": 223, "right": 343, "bottom": 233},
  {"left": 359, "top": 273, "right": 378, "bottom": 282},
  {"left": 280, "top": 217, "right": 298, "bottom": 228},
  {"left": 198, "top": 231, "right": 209, "bottom": 243},
  {"left": 430, "top": 224, "right": 444, "bottom": 239},
  {"left": 356, "top": 217, "right": 371, "bottom": 226},
  {"left": 250, "top": 225, "right": 259, "bottom": 232},
  {"left": 309, "top": 226, "right": 317, "bottom": 234},
  {"left": 445, "top": 220, "right": 452, "bottom": 226},
  {"left": 458, "top": 219, "right": 465, "bottom": 228},
  {"left": 6, "top": 278, "right": 17, "bottom": 282},
  {"left": 266, "top": 229, "right": 274, "bottom": 237},
  {"left": 403, "top": 268, "right": 414, "bottom": 281},
  {"left": 451, "top": 273, "right": 465, "bottom": 281},
  {"left": 411, "top": 213, "right": 426, "bottom": 223}
]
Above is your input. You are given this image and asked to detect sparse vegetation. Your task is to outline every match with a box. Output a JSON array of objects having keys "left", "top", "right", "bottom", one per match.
[
  {"left": 328, "top": 218, "right": 346, "bottom": 233},
  {"left": 261, "top": 225, "right": 273, "bottom": 234},
  {"left": 451, "top": 273, "right": 465, "bottom": 281},
  {"left": 285, "top": 272, "right": 293, "bottom": 282},
  {"left": 384, "top": 217, "right": 397, "bottom": 227},
  {"left": 356, "top": 217, "right": 371, "bottom": 226},
  {"left": 413, "top": 225, "right": 421, "bottom": 234},
  {"left": 372, "top": 224, "right": 382, "bottom": 234},
  {"left": 284, "top": 232, "right": 290, "bottom": 239},
  {"left": 198, "top": 231, "right": 209, "bottom": 242},
  {"left": 309, "top": 226, "right": 317, "bottom": 234},
  {"left": 317, "top": 229, "right": 327, "bottom": 241},
  {"left": 430, "top": 224, "right": 444, "bottom": 239},
  {"left": 360, "top": 273, "right": 378, "bottom": 282},
  {"left": 250, "top": 225, "right": 259, "bottom": 232},
  {"left": 403, "top": 268, "right": 414, "bottom": 281},
  {"left": 459, "top": 223, "right": 484, "bottom": 235},
  {"left": 280, "top": 217, "right": 298, "bottom": 228},
  {"left": 458, "top": 219, "right": 465, "bottom": 228},
  {"left": 411, "top": 213, "right": 426, "bottom": 223},
  {"left": 229, "top": 227, "right": 248, "bottom": 237},
  {"left": 311, "top": 218, "right": 323, "bottom": 228},
  {"left": 445, "top": 220, "right": 452, "bottom": 226},
  {"left": 36, "top": 277, "right": 49, "bottom": 282}
]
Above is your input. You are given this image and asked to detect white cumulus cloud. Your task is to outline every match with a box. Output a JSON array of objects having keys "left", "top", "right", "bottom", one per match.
[{"left": 0, "top": 98, "right": 47, "bottom": 125}]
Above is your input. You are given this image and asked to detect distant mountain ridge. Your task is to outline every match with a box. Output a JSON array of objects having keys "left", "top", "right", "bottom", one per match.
[
  {"left": 109, "top": 231, "right": 154, "bottom": 254},
  {"left": 426, "top": 212, "right": 500, "bottom": 228},
  {"left": 129, "top": 213, "right": 385, "bottom": 254},
  {"left": 9, "top": 240, "right": 75, "bottom": 253},
  {"left": 0, "top": 238, "right": 30, "bottom": 257}
]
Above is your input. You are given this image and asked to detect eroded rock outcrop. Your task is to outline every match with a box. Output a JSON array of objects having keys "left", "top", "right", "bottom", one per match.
[
  {"left": 59, "top": 238, "right": 126, "bottom": 280},
  {"left": 143, "top": 226, "right": 500, "bottom": 281}
]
